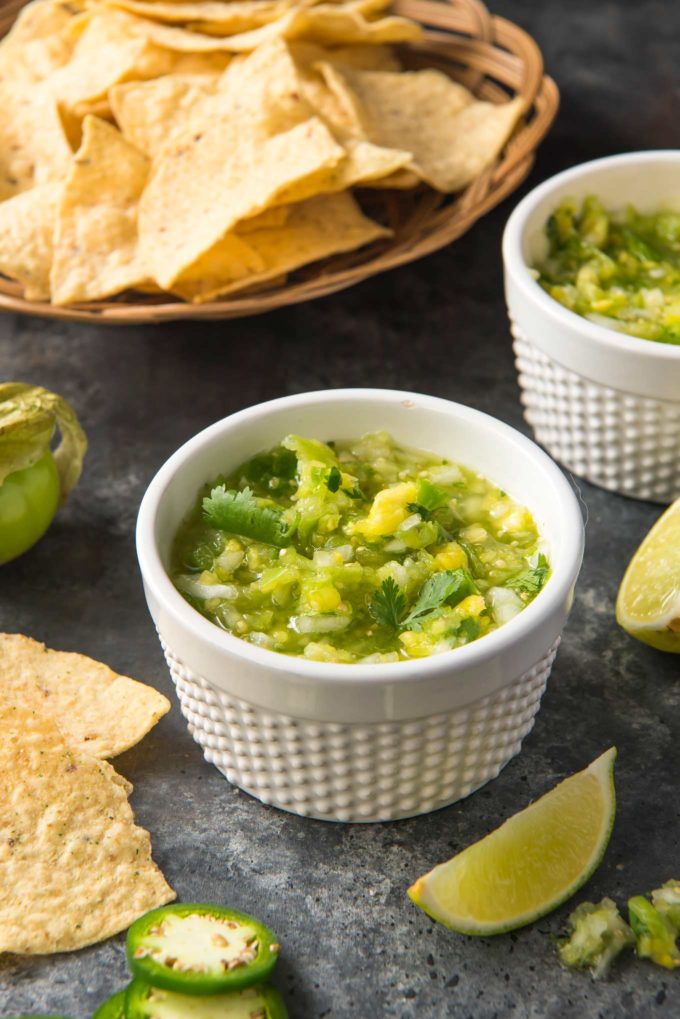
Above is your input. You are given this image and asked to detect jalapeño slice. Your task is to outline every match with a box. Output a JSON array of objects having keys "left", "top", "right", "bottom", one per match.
[
  {"left": 92, "top": 990, "right": 127, "bottom": 1019},
  {"left": 127, "top": 904, "right": 281, "bottom": 995},
  {"left": 125, "top": 979, "right": 288, "bottom": 1019}
]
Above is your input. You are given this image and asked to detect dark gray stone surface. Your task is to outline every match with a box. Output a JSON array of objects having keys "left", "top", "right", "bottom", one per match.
[{"left": 1, "top": 1, "right": 679, "bottom": 1015}]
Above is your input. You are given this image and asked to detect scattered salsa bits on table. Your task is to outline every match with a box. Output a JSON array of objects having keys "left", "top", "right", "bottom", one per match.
[
  {"left": 171, "top": 432, "right": 550, "bottom": 664},
  {"left": 534, "top": 195, "right": 680, "bottom": 345}
]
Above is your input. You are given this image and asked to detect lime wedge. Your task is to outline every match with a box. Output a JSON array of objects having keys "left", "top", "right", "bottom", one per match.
[
  {"left": 407, "top": 748, "right": 616, "bottom": 935},
  {"left": 616, "top": 498, "right": 680, "bottom": 653}
]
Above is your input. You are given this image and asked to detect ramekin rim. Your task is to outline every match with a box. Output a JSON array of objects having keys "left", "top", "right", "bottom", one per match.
[
  {"left": 136, "top": 388, "right": 584, "bottom": 685},
  {"left": 502, "top": 150, "right": 680, "bottom": 362}
]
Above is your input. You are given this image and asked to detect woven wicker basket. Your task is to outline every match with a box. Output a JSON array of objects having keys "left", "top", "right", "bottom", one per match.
[{"left": 0, "top": 0, "right": 558, "bottom": 324}]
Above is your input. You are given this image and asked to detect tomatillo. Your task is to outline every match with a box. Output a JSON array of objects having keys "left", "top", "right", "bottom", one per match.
[
  {"left": 0, "top": 383, "right": 86, "bottom": 565},
  {"left": 127, "top": 903, "right": 281, "bottom": 995}
]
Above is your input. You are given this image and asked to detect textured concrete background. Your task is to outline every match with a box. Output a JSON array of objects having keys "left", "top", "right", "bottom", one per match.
[{"left": 1, "top": 1, "right": 679, "bottom": 1015}]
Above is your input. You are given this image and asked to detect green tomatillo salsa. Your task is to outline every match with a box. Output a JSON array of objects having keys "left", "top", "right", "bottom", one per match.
[
  {"left": 534, "top": 196, "right": 680, "bottom": 345},
  {"left": 170, "top": 432, "right": 550, "bottom": 664}
]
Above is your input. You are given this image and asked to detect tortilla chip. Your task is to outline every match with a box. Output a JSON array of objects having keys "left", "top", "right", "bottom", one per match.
[
  {"left": 110, "top": 74, "right": 218, "bottom": 156},
  {"left": 0, "top": 633, "right": 171, "bottom": 759},
  {"left": 2, "top": 0, "right": 87, "bottom": 46},
  {"left": 45, "top": 10, "right": 176, "bottom": 111},
  {"left": 0, "top": 83, "right": 72, "bottom": 200},
  {"left": 51, "top": 116, "right": 151, "bottom": 304},
  {"left": 318, "top": 64, "right": 524, "bottom": 191},
  {"left": 0, "top": 1, "right": 89, "bottom": 84},
  {"left": 366, "top": 167, "right": 420, "bottom": 189},
  {"left": 105, "top": 0, "right": 294, "bottom": 31},
  {"left": 0, "top": 692, "right": 174, "bottom": 955},
  {"left": 291, "top": 40, "right": 400, "bottom": 72},
  {"left": 218, "top": 41, "right": 412, "bottom": 197},
  {"left": 139, "top": 114, "right": 345, "bottom": 288},
  {"left": 108, "top": 3, "right": 421, "bottom": 53},
  {"left": 0, "top": 185, "right": 60, "bottom": 300},
  {"left": 173, "top": 190, "right": 389, "bottom": 302}
]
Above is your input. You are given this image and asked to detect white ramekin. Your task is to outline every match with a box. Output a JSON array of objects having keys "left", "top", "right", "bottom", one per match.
[
  {"left": 504, "top": 151, "right": 680, "bottom": 504},
  {"left": 136, "top": 389, "right": 584, "bottom": 822}
]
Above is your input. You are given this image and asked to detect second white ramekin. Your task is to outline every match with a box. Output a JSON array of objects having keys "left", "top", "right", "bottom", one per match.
[
  {"left": 137, "top": 390, "right": 584, "bottom": 822},
  {"left": 504, "top": 151, "right": 680, "bottom": 504}
]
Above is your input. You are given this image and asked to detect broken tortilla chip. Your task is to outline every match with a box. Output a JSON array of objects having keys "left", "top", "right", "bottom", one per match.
[
  {"left": 0, "top": 633, "right": 171, "bottom": 759},
  {"left": 0, "top": 691, "right": 174, "bottom": 955},
  {"left": 51, "top": 116, "right": 151, "bottom": 304},
  {"left": 173, "top": 190, "right": 389, "bottom": 302},
  {"left": 0, "top": 185, "right": 60, "bottom": 300},
  {"left": 44, "top": 10, "right": 176, "bottom": 112},
  {"left": 110, "top": 74, "right": 218, "bottom": 156},
  {"left": 317, "top": 64, "right": 524, "bottom": 191},
  {"left": 0, "top": 82, "right": 72, "bottom": 201},
  {"left": 139, "top": 114, "right": 345, "bottom": 289}
]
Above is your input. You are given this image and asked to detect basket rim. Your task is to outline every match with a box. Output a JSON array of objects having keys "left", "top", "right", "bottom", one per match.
[{"left": 0, "top": 0, "right": 559, "bottom": 324}]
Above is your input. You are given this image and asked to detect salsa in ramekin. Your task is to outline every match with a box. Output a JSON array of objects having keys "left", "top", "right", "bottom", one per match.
[{"left": 171, "top": 432, "right": 550, "bottom": 664}]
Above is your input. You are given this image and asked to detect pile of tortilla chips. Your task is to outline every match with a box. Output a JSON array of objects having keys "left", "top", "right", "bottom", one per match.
[
  {"left": 0, "top": 633, "right": 175, "bottom": 955},
  {"left": 0, "top": 0, "right": 523, "bottom": 305}
]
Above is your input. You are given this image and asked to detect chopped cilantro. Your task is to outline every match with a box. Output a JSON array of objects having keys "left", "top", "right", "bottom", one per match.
[
  {"left": 368, "top": 569, "right": 478, "bottom": 632},
  {"left": 368, "top": 577, "right": 406, "bottom": 630},
  {"left": 507, "top": 552, "right": 551, "bottom": 596},
  {"left": 407, "top": 478, "right": 448, "bottom": 519},
  {"left": 326, "top": 466, "right": 342, "bottom": 492},
  {"left": 202, "top": 486, "right": 296, "bottom": 547}
]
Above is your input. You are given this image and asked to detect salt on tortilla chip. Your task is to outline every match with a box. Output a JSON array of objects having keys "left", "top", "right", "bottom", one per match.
[
  {"left": 110, "top": 74, "right": 218, "bottom": 156},
  {"left": 0, "top": 83, "right": 72, "bottom": 200},
  {"left": 0, "top": 185, "right": 60, "bottom": 300},
  {"left": 0, "top": 633, "right": 171, "bottom": 759},
  {"left": 0, "top": 693, "right": 174, "bottom": 955},
  {"left": 45, "top": 10, "right": 176, "bottom": 111},
  {"left": 139, "top": 115, "right": 345, "bottom": 289},
  {"left": 172, "top": 190, "right": 389, "bottom": 302},
  {"left": 318, "top": 64, "right": 524, "bottom": 191},
  {"left": 51, "top": 116, "right": 151, "bottom": 304}
]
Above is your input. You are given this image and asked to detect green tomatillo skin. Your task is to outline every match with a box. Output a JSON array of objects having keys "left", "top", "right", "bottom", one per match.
[{"left": 0, "top": 451, "right": 60, "bottom": 565}]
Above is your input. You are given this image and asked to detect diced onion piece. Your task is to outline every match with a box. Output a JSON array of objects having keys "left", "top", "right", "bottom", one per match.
[
  {"left": 291, "top": 614, "right": 351, "bottom": 634},
  {"left": 175, "top": 574, "right": 239, "bottom": 601},
  {"left": 487, "top": 586, "right": 524, "bottom": 625}
]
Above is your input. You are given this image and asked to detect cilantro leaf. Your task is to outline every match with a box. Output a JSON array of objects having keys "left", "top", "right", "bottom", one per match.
[
  {"left": 344, "top": 485, "right": 365, "bottom": 500},
  {"left": 452, "top": 617, "right": 481, "bottom": 644},
  {"left": 369, "top": 577, "right": 407, "bottom": 630},
  {"left": 202, "top": 486, "right": 296, "bottom": 547},
  {"left": 368, "top": 568, "right": 478, "bottom": 633},
  {"left": 407, "top": 478, "right": 448, "bottom": 520},
  {"left": 325, "top": 465, "right": 342, "bottom": 492},
  {"left": 402, "top": 568, "right": 477, "bottom": 629},
  {"left": 507, "top": 553, "right": 551, "bottom": 597}
]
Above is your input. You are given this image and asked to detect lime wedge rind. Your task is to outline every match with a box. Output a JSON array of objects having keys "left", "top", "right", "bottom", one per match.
[
  {"left": 408, "top": 748, "right": 616, "bottom": 936},
  {"left": 616, "top": 498, "right": 680, "bottom": 653}
]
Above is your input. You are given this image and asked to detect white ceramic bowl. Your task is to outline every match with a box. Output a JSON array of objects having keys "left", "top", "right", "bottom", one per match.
[
  {"left": 504, "top": 151, "right": 680, "bottom": 504},
  {"left": 136, "top": 389, "right": 584, "bottom": 822}
]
